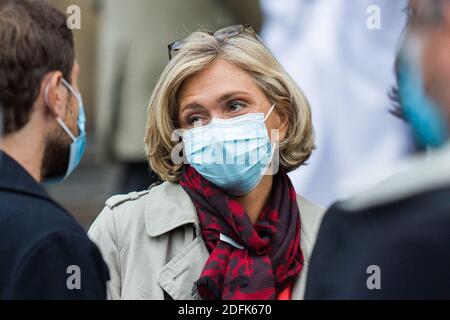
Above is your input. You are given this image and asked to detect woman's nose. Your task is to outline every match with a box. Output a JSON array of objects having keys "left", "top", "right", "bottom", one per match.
[
  {"left": 210, "top": 112, "right": 226, "bottom": 120},
  {"left": 210, "top": 111, "right": 239, "bottom": 120}
]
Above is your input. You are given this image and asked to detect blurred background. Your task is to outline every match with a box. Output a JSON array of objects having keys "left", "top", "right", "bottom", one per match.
[{"left": 44, "top": 0, "right": 415, "bottom": 229}]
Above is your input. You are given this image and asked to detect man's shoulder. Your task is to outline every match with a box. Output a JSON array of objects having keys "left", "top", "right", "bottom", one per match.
[
  {"left": 328, "top": 185, "right": 450, "bottom": 228},
  {"left": 313, "top": 182, "right": 450, "bottom": 244},
  {"left": 0, "top": 188, "right": 97, "bottom": 273},
  {"left": 339, "top": 145, "right": 450, "bottom": 212},
  {"left": 317, "top": 185, "right": 450, "bottom": 251},
  {"left": 0, "top": 198, "right": 109, "bottom": 299},
  {"left": 2, "top": 229, "right": 109, "bottom": 299},
  {"left": 0, "top": 188, "right": 84, "bottom": 235},
  {"left": 347, "top": 207, "right": 450, "bottom": 299}
]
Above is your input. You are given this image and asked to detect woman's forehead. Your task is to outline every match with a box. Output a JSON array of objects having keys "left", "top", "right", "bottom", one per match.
[{"left": 177, "top": 59, "right": 260, "bottom": 104}]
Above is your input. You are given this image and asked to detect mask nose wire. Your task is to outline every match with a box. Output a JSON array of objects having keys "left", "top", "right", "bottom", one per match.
[{"left": 264, "top": 104, "right": 276, "bottom": 122}]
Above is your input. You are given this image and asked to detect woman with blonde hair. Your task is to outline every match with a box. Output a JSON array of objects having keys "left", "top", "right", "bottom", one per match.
[{"left": 89, "top": 25, "right": 324, "bottom": 300}]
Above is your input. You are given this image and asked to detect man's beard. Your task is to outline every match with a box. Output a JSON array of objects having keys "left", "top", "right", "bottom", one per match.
[{"left": 41, "top": 126, "right": 71, "bottom": 181}]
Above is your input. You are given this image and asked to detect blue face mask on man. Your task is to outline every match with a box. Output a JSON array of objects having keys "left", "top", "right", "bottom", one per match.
[
  {"left": 44, "top": 78, "right": 87, "bottom": 183},
  {"left": 397, "top": 34, "right": 449, "bottom": 148}
]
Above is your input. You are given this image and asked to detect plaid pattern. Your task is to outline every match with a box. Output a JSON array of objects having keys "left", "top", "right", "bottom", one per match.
[{"left": 180, "top": 165, "right": 304, "bottom": 300}]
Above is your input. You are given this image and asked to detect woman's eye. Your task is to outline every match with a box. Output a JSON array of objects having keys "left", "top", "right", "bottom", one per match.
[
  {"left": 228, "top": 101, "right": 246, "bottom": 112},
  {"left": 188, "top": 116, "right": 204, "bottom": 126}
]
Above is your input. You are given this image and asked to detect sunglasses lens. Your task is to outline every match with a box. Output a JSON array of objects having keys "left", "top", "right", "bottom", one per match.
[
  {"left": 168, "top": 25, "right": 255, "bottom": 60},
  {"left": 171, "top": 40, "right": 185, "bottom": 51},
  {"left": 216, "top": 25, "right": 244, "bottom": 41},
  {"left": 169, "top": 39, "right": 186, "bottom": 59}
]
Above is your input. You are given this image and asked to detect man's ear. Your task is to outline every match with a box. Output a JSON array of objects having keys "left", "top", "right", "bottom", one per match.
[{"left": 43, "top": 71, "right": 67, "bottom": 119}]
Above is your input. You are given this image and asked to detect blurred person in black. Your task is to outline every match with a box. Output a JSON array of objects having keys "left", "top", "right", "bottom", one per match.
[
  {"left": 305, "top": 0, "right": 450, "bottom": 300},
  {"left": 0, "top": 0, "right": 108, "bottom": 299}
]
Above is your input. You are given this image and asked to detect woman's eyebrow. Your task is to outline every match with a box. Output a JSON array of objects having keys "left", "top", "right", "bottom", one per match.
[
  {"left": 216, "top": 91, "right": 250, "bottom": 103},
  {"left": 180, "top": 91, "right": 250, "bottom": 112},
  {"left": 180, "top": 102, "right": 205, "bottom": 114}
]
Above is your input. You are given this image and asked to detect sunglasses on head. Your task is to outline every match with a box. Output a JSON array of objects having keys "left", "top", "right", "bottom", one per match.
[{"left": 168, "top": 24, "right": 257, "bottom": 60}]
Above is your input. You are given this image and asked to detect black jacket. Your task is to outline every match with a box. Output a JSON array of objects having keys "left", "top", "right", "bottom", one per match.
[
  {"left": 0, "top": 151, "right": 109, "bottom": 299},
  {"left": 304, "top": 187, "right": 450, "bottom": 300}
]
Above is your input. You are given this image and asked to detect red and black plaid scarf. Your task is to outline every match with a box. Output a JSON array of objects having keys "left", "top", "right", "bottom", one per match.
[{"left": 179, "top": 165, "right": 304, "bottom": 300}]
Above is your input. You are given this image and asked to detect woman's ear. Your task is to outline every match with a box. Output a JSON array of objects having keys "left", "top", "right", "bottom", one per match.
[
  {"left": 43, "top": 71, "right": 67, "bottom": 119},
  {"left": 277, "top": 110, "right": 289, "bottom": 142}
]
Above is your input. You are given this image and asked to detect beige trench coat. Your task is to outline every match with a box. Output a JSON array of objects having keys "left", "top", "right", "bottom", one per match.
[{"left": 88, "top": 181, "right": 325, "bottom": 300}]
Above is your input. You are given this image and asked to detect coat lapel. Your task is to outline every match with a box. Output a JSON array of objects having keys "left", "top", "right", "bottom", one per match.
[
  {"left": 145, "top": 182, "right": 208, "bottom": 300},
  {"left": 157, "top": 236, "right": 209, "bottom": 300},
  {"left": 146, "top": 182, "right": 313, "bottom": 300}
]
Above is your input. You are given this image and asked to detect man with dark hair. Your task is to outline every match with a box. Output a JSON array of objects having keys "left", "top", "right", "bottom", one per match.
[
  {"left": 305, "top": 0, "right": 450, "bottom": 299},
  {"left": 0, "top": 0, "right": 108, "bottom": 299}
]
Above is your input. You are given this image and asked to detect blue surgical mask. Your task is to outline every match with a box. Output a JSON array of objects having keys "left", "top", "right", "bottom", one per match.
[
  {"left": 182, "top": 104, "right": 277, "bottom": 196},
  {"left": 44, "top": 78, "right": 87, "bottom": 183},
  {"left": 397, "top": 34, "right": 448, "bottom": 148}
]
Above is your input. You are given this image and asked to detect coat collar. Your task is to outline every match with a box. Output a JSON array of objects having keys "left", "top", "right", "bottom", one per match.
[
  {"left": 157, "top": 236, "right": 210, "bottom": 300},
  {"left": 0, "top": 150, "right": 51, "bottom": 201},
  {"left": 144, "top": 181, "right": 311, "bottom": 300},
  {"left": 144, "top": 181, "right": 200, "bottom": 238},
  {"left": 144, "top": 182, "right": 207, "bottom": 300}
]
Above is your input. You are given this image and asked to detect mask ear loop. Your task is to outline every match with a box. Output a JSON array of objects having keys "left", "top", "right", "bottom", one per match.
[
  {"left": 264, "top": 104, "right": 276, "bottom": 122},
  {"left": 262, "top": 104, "right": 280, "bottom": 175},
  {"left": 56, "top": 118, "right": 77, "bottom": 142},
  {"left": 264, "top": 103, "right": 278, "bottom": 155},
  {"left": 44, "top": 81, "right": 77, "bottom": 142}
]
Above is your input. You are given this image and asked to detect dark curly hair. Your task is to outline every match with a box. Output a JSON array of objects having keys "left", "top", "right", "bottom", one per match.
[{"left": 0, "top": 0, "right": 74, "bottom": 135}]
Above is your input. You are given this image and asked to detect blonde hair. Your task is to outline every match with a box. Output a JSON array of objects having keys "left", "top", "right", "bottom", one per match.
[{"left": 145, "top": 29, "right": 315, "bottom": 182}]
